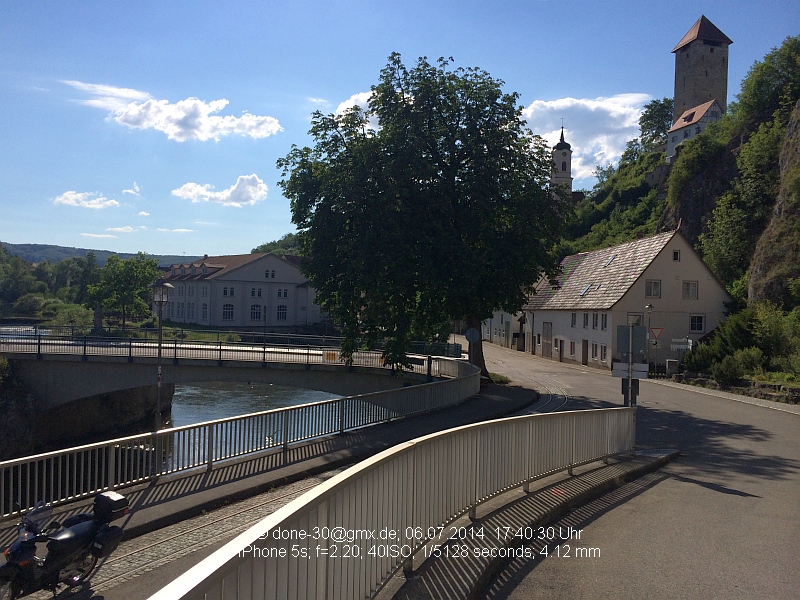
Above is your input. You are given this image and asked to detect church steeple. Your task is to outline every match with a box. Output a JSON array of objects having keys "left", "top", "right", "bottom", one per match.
[{"left": 551, "top": 126, "right": 573, "bottom": 194}]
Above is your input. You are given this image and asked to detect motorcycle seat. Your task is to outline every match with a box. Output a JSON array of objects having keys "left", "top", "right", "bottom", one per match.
[{"left": 46, "top": 520, "right": 99, "bottom": 556}]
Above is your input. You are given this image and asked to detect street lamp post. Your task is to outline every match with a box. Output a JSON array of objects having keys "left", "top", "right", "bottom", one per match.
[
  {"left": 151, "top": 277, "right": 174, "bottom": 431},
  {"left": 645, "top": 303, "right": 653, "bottom": 373}
]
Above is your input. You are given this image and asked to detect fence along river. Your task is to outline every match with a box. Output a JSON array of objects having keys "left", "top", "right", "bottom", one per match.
[{"left": 0, "top": 356, "right": 479, "bottom": 518}]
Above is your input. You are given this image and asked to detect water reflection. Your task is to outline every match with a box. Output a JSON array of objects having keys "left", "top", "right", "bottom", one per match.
[{"left": 169, "top": 381, "right": 338, "bottom": 427}]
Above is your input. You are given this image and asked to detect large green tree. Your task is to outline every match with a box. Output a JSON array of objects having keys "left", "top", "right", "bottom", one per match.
[
  {"left": 87, "top": 253, "right": 159, "bottom": 329},
  {"left": 278, "top": 54, "right": 568, "bottom": 372},
  {"left": 639, "top": 97, "right": 674, "bottom": 150}
]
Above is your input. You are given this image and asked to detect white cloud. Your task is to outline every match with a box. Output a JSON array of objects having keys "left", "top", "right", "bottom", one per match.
[
  {"left": 336, "top": 91, "right": 372, "bottom": 116},
  {"left": 123, "top": 182, "right": 141, "bottom": 196},
  {"left": 62, "top": 80, "right": 151, "bottom": 111},
  {"left": 156, "top": 228, "right": 194, "bottom": 233},
  {"left": 81, "top": 233, "right": 117, "bottom": 239},
  {"left": 138, "top": 211, "right": 150, "bottom": 217},
  {"left": 107, "top": 226, "right": 134, "bottom": 233},
  {"left": 63, "top": 80, "right": 283, "bottom": 142},
  {"left": 171, "top": 174, "right": 268, "bottom": 208},
  {"left": 521, "top": 93, "right": 650, "bottom": 185},
  {"left": 54, "top": 191, "right": 119, "bottom": 209},
  {"left": 308, "top": 97, "right": 329, "bottom": 105}
]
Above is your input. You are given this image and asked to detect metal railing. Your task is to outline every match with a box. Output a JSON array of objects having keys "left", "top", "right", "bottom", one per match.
[
  {"left": 0, "top": 326, "right": 462, "bottom": 358},
  {"left": 0, "top": 333, "right": 449, "bottom": 378},
  {"left": 0, "top": 359, "right": 480, "bottom": 519},
  {"left": 148, "top": 407, "right": 636, "bottom": 600}
]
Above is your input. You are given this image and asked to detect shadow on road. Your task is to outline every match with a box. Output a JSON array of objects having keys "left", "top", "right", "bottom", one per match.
[
  {"left": 482, "top": 471, "right": 669, "bottom": 599},
  {"left": 566, "top": 394, "right": 799, "bottom": 484}
]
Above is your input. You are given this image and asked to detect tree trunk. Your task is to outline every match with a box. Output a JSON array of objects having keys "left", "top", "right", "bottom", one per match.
[{"left": 466, "top": 314, "right": 489, "bottom": 377}]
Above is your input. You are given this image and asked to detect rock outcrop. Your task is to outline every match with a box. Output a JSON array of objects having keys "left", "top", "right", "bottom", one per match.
[{"left": 748, "top": 100, "right": 800, "bottom": 306}]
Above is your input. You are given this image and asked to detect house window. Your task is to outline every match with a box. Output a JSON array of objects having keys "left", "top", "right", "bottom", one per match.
[
  {"left": 682, "top": 281, "right": 698, "bottom": 300},
  {"left": 592, "top": 313, "right": 599, "bottom": 329},
  {"left": 222, "top": 304, "right": 234, "bottom": 320},
  {"left": 277, "top": 305, "right": 287, "bottom": 321},
  {"left": 601, "top": 314, "right": 608, "bottom": 330},
  {"left": 673, "top": 250, "right": 680, "bottom": 262},
  {"left": 223, "top": 287, "right": 228, "bottom": 296},
  {"left": 671, "top": 135, "right": 677, "bottom": 142},
  {"left": 251, "top": 288, "right": 256, "bottom": 297},
  {"left": 188, "top": 287, "right": 194, "bottom": 296},
  {"left": 230, "top": 287, "right": 234, "bottom": 296},
  {"left": 537, "top": 333, "right": 541, "bottom": 346},
  {"left": 561, "top": 161, "right": 567, "bottom": 172},
  {"left": 570, "top": 341, "right": 576, "bottom": 356},
  {"left": 683, "top": 130, "right": 690, "bottom": 139},
  {"left": 272, "top": 270, "right": 276, "bottom": 279},
  {"left": 265, "top": 270, "right": 269, "bottom": 279},
  {"left": 591, "top": 343, "right": 598, "bottom": 359},
  {"left": 690, "top": 315, "right": 705, "bottom": 333},
  {"left": 202, "top": 286, "right": 208, "bottom": 296},
  {"left": 251, "top": 304, "right": 262, "bottom": 321},
  {"left": 571, "top": 312, "right": 576, "bottom": 328},
  {"left": 202, "top": 303, "right": 208, "bottom": 320},
  {"left": 278, "top": 289, "right": 283, "bottom": 298},
  {"left": 645, "top": 280, "right": 661, "bottom": 298},
  {"left": 187, "top": 303, "right": 195, "bottom": 318},
  {"left": 601, "top": 345, "right": 608, "bottom": 362},
  {"left": 583, "top": 313, "right": 589, "bottom": 328},
  {"left": 695, "top": 126, "right": 701, "bottom": 135},
  {"left": 258, "top": 288, "right": 262, "bottom": 297}
]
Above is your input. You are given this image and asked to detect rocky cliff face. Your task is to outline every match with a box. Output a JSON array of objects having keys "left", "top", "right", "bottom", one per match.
[
  {"left": 748, "top": 100, "right": 800, "bottom": 306},
  {"left": 656, "top": 138, "right": 739, "bottom": 248}
]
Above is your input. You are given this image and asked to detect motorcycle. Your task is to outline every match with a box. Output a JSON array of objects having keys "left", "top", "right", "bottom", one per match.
[{"left": 0, "top": 491, "right": 129, "bottom": 599}]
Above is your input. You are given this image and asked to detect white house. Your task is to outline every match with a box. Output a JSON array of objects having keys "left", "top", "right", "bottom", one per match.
[
  {"left": 667, "top": 99, "right": 723, "bottom": 162},
  {"left": 159, "top": 253, "right": 324, "bottom": 330},
  {"left": 485, "top": 229, "right": 731, "bottom": 368}
]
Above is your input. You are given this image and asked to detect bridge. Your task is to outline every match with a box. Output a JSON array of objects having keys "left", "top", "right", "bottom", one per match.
[{"left": 1, "top": 332, "right": 445, "bottom": 410}]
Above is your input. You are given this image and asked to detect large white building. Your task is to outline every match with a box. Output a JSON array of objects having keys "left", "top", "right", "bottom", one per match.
[{"left": 159, "top": 253, "right": 324, "bottom": 330}]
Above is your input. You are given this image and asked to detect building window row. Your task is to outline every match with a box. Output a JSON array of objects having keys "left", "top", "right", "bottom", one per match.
[
  {"left": 251, "top": 288, "right": 262, "bottom": 297},
  {"left": 223, "top": 287, "right": 235, "bottom": 297},
  {"left": 265, "top": 270, "right": 276, "bottom": 279}
]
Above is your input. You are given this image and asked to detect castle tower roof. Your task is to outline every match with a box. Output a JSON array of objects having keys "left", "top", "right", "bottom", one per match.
[{"left": 672, "top": 15, "right": 732, "bottom": 53}]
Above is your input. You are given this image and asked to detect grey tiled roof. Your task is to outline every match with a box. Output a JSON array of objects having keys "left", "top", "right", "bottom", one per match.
[{"left": 523, "top": 230, "right": 677, "bottom": 311}]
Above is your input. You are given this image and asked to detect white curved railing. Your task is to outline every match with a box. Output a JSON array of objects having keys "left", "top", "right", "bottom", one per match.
[
  {"left": 148, "top": 407, "right": 635, "bottom": 600},
  {"left": 0, "top": 358, "right": 480, "bottom": 519}
]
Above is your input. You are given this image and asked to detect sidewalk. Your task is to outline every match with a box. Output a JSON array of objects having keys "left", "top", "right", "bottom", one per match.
[{"left": 1, "top": 380, "right": 543, "bottom": 546}]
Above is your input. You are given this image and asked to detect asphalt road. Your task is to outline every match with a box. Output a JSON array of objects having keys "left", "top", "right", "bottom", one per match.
[
  {"left": 24, "top": 340, "right": 798, "bottom": 599},
  {"left": 479, "top": 342, "right": 800, "bottom": 600}
]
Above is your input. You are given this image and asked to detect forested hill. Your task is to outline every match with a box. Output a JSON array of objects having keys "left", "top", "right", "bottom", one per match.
[
  {"left": 565, "top": 35, "right": 800, "bottom": 311},
  {"left": 0, "top": 242, "right": 198, "bottom": 268}
]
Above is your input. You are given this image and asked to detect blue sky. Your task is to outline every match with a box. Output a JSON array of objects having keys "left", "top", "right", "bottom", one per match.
[{"left": 1, "top": 0, "right": 797, "bottom": 257}]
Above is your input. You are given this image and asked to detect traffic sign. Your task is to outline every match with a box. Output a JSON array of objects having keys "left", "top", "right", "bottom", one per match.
[
  {"left": 649, "top": 327, "right": 664, "bottom": 340},
  {"left": 611, "top": 361, "right": 648, "bottom": 379}
]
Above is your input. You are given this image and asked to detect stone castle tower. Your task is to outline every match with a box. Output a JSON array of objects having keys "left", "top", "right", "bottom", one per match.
[
  {"left": 672, "top": 15, "right": 732, "bottom": 123},
  {"left": 551, "top": 127, "right": 573, "bottom": 193}
]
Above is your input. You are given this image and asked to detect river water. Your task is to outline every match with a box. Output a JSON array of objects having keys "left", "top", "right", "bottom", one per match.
[{"left": 168, "top": 382, "right": 338, "bottom": 427}]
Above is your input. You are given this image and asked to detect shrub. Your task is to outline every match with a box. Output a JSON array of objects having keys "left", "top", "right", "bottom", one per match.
[
  {"left": 711, "top": 355, "right": 744, "bottom": 386},
  {"left": 684, "top": 342, "right": 716, "bottom": 373},
  {"left": 734, "top": 347, "right": 765, "bottom": 375}
]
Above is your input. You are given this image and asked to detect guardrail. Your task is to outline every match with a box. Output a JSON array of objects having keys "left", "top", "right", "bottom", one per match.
[
  {"left": 0, "top": 334, "right": 443, "bottom": 375},
  {"left": 148, "top": 407, "right": 635, "bottom": 600},
  {"left": 0, "top": 326, "right": 462, "bottom": 358},
  {"left": 0, "top": 358, "right": 480, "bottom": 519}
]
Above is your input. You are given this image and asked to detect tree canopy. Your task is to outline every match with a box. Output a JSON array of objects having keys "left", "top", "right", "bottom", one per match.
[
  {"left": 86, "top": 253, "right": 159, "bottom": 329},
  {"left": 639, "top": 97, "right": 674, "bottom": 150},
  {"left": 278, "top": 54, "right": 568, "bottom": 371}
]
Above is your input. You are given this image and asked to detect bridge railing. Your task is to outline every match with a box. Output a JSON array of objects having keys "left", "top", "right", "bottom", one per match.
[
  {"left": 0, "top": 334, "right": 445, "bottom": 376},
  {"left": 148, "top": 407, "right": 636, "bottom": 600},
  {"left": 0, "top": 358, "right": 479, "bottom": 519}
]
